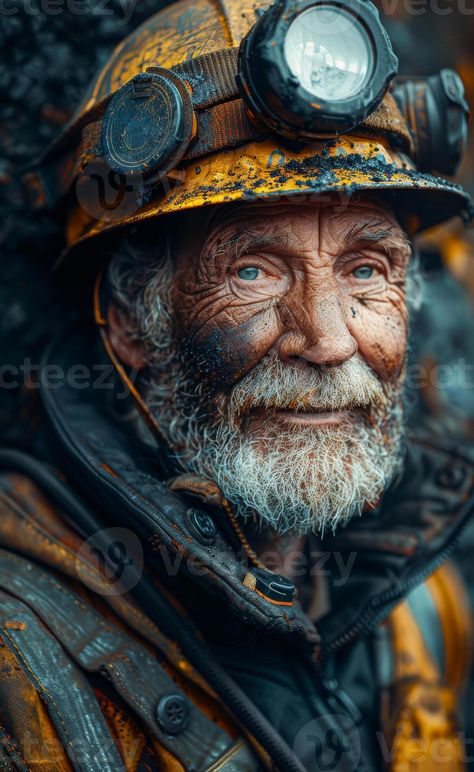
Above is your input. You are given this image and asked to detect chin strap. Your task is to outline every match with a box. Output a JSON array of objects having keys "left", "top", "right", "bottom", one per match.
[
  {"left": 93, "top": 268, "right": 174, "bottom": 451},
  {"left": 223, "top": 500, "right": 267, "bottom": 570},
  {"left": 93, "top": 268, "right": 266, "bottom": 570}
]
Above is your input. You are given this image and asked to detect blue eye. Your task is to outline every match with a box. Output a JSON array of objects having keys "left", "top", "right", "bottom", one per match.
[
  {"left": 353, "top": 265, "right": 374, "bottom": 280},
  {"left": 237, "top": 266, "right": 261, "bottom": 281}
]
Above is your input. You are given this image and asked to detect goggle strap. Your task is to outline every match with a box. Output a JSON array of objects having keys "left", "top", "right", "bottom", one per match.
[
  {"left": 186, "top": 99, "right": 261, "bottom": 159},
  {"left": 24, "top": 98, "right": 262, "bottom": 209},
  {"left": 173, "top": 47, "right": 240, "bottom": 109}
]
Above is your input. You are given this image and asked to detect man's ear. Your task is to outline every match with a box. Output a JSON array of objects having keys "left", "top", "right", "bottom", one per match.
[{"left": 106, "top": 304, "right": 146, "bottom": 370}]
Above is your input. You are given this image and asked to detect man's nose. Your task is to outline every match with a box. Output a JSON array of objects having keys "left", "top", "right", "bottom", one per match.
[{"left": 277, "top": 291, "right": 358, "bottom": 368}]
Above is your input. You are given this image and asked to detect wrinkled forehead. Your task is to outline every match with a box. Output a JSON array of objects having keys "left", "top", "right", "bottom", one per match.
[{"left": 180, "top": 192, "right": 408, "bottom": 253}]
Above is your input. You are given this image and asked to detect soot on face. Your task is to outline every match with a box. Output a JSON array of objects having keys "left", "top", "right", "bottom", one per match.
[
  {"left": 180, "top": 314, "right": 273, "bottom": 393},
  {"left": 173, "top": 197, "right": 411, "bottom": 398}
]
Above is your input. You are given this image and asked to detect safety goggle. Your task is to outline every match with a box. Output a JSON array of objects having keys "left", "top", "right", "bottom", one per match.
[
  {"left": 100, "top": 0, "right": 469, "bottom": 181},
  {"left": 30, "top": 0, "right": 470, "bottom": 215}
]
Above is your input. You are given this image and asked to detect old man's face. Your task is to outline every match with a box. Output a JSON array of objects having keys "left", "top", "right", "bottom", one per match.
[{"left": 108, "top": 194, "right": 413, "bottom": 534}]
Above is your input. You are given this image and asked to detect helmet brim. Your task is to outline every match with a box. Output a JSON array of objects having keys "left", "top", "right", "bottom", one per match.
[{"left": 65, "top": 135, "right": 473, "bottom": 258}]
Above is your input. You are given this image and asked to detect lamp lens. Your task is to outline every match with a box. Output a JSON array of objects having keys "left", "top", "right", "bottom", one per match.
[{"left": 283, "top": 6, "right": 374, "bottom": 101}]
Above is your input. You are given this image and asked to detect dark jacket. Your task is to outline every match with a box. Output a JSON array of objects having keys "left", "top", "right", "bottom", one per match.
[{"left": 0, "top": 323, "right": 472, "bottom": 772}]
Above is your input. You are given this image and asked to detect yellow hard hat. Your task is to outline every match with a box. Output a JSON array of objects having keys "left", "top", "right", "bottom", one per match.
[{"left": 26, "top": 0, "right": 472, "bottom": 261}]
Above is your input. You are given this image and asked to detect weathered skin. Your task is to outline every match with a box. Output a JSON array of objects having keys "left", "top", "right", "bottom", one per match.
[
  {"left": 109, "top": 193, "right": 411, "bottom": 414},
  {"left": 108, "top": 193, "right": 411, "bottom": 573}
]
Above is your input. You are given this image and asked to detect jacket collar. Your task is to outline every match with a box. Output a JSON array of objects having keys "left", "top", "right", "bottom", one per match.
[{"left": 41, "top": 323, "right": 474, "bottom": 656}]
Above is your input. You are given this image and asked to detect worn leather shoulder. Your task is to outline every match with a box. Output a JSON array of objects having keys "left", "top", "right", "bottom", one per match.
[{"left": 0, "top": 471, "right": 260, "bottom": 772}]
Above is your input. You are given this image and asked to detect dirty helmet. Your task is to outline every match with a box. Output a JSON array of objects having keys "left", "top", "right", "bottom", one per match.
[{"left": 25, "top": 0, "right": 472, "bottom": 264}]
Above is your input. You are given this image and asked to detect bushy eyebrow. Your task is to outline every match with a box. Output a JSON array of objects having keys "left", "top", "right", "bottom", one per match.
[
  {"left": 343, "top": 219, "right": 397, "bottom": 245},
  {"left": 206, "top": 229, "right": 283, "bottom": 263},
  {"left": 343, "top": 219, "right": 412, "bottom": 261}
]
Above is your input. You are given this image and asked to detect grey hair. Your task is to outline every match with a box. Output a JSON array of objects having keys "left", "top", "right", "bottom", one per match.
[{"left": 106, "top": 226, "right": 176, "bottom": 368}]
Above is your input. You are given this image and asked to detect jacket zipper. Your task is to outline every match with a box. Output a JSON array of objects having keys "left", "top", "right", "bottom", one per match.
[{"left": 323, "top": 506, "right": 474, "bottom": 658}]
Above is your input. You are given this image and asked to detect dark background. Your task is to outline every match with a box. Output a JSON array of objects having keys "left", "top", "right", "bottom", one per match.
[{"left": 1, "top": 0, "right": 474, "bottom": 748}]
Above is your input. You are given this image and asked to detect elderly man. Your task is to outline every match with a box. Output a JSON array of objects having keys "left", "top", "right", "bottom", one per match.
[
  {"left": 106, "top": 193, "right": 411, "bottom": 534},
  {"left": 0, "top": 0, "right": 473, "bottom": 770}
]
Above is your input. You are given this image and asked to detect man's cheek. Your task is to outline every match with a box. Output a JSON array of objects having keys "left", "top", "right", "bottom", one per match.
[
  {"left": 181, "top": 309, "right": 279, "bottom": 391},
  {"left": 350, "top": 307, "right": 408, "bottom": 381}
]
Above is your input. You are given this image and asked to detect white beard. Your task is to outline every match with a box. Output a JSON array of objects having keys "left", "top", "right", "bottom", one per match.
[{"left": 145, "top": 353, "right": 405, "bottom": 536}]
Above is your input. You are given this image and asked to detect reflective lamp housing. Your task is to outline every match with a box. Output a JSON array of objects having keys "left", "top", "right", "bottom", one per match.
[{"left": 237, "top": 0, "right": 399, "bottom": 140}]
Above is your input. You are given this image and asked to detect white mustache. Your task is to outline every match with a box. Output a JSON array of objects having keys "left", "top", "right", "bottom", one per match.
[{"left": 228, "top": 356, "right": 390, "bottom": 418}]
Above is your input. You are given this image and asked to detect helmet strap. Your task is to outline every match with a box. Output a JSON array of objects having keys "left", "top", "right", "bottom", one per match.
[{"left": 92, "top": 268, "right": 175, "bottom": 452}]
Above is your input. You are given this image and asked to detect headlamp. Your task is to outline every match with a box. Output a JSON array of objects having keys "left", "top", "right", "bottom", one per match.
[
  {"left": 236, "top": 0, "right": 399, "bottom": 139},
  {"left": 31, "top": 0, "right": 470, "bottom": 218}
]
